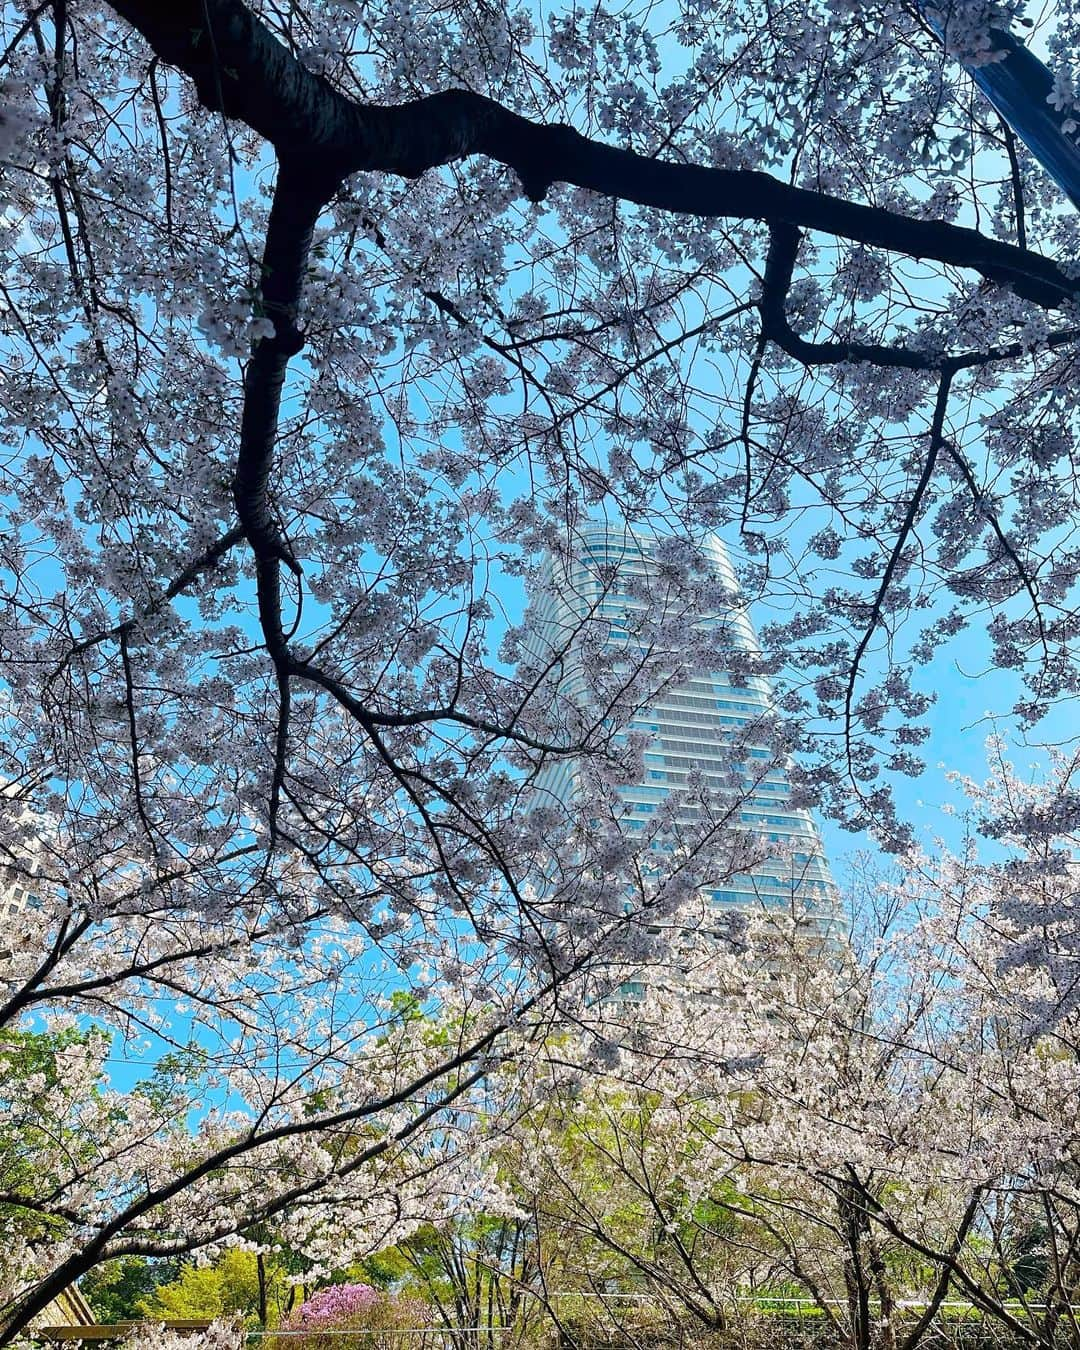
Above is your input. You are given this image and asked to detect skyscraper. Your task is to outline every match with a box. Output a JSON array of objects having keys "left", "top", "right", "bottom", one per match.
[{"left": 524, "top": 525, "right": 836, "bottom": 934}]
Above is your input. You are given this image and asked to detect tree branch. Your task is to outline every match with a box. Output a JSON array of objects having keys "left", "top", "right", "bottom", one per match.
[
  {"left": 843, "top": 369, "right": 952, "bottom": 765},
  {"left": 106, "top": 0, "right": 1079, "bottom": 310}
]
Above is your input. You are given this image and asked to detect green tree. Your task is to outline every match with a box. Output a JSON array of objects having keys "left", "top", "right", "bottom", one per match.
[
  {"left": 81, "top": 1257, "right": 179, "bottom": 1323},
  {"left": 137, "top": 1249, "right": 290, "bottom": 1329},
  {"left": 0, "top": 1027, "right": 106, "bottom": 1248}
]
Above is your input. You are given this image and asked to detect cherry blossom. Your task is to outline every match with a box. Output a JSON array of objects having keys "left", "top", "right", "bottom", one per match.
[{"left": 1, "top": 0, "right": 1080, "bottom": 1340}]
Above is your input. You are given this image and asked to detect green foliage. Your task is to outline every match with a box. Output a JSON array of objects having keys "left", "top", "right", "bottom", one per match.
[
  {"left": 137, "top": 1249, "right": 290, "bottom": 1329},
  {"left": 1005, "top": 1222, "right": 1050, "bottom": 1297},
  {"left": 81, "top": 1256, "right": 179, "bottom": 1323},
  {"left": 0, "top": 1026, "right": 105, "bottom": 1245},
  {"left": 350, "top": 1246, "right": 416, "bottom": 1290},
  {"left": 139, "top": 1044, "right": 212, "bottom": 1111}
]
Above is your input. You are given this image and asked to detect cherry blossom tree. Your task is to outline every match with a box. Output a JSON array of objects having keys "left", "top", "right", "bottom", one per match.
[
  {"left": 2, "top": 0, "right": 1080, "bottom": 1342},
  {"left": 46, "top": 0, "right": 1080, "bottom": 839},
  {"left": 506, "top": 750, "right": 1080, "bottom": 1350}
]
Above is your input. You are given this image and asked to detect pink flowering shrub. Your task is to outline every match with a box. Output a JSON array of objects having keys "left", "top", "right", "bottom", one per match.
[
  {"left": 296, "top": 1283, "right": 380, "bottom": 1327},
  {"left": 267, "top": 1283, "right": 433, "bottom": 1350}
]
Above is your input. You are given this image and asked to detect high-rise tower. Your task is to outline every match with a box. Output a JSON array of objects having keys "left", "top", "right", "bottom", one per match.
[{"left": 524, "top": 525, "right": 836, "bottom": 932}]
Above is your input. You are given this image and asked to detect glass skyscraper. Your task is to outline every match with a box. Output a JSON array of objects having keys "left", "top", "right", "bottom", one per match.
[{"left": 524, "top": 525, "right": 836, "bottom": 931}]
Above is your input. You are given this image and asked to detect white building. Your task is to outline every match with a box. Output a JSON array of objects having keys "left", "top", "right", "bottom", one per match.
[{"left": 523, "top": 525, "right": 836, "bottom": 938}]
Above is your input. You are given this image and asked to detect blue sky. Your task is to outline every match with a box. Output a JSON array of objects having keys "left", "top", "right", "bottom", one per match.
[{"left": 14, "top": 1, "right": 1080, "bottom": 1097}]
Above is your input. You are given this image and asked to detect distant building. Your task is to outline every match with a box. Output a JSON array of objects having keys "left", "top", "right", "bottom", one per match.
[
  {"left": 524, "top": 525, "right": 837, "bottom": 939},
  {"left": 0, "top": 872, "right": 39, "bottom": 920}
]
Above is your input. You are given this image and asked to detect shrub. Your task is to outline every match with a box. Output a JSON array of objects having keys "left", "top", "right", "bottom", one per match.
[{"left": 266, "top": 1282, "right": 433, "bottom": 1350}]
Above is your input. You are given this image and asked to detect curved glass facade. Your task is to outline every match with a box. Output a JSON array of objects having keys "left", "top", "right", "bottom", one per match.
[{"left": 524, "top": 525, "right": 837, "bottom": 932}]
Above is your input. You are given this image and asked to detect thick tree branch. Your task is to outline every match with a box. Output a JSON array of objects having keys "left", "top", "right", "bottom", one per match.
[
  {"left": 761, "top": 225, "right": 942, "bottom": 371},
  {"left": 231, "top": 166, "right": 327, "bottom": 840},
  {"left": 107, "top": 0, "right": 1079, "bottom": 309},
  {"left": 233, "top": 165, "right": 318, "bottom": 590}
]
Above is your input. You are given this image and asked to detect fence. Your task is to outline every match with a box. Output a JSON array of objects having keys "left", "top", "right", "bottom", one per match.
[{"left": 36, "top": 1295, "right": 1080, "bottom": 1348}]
